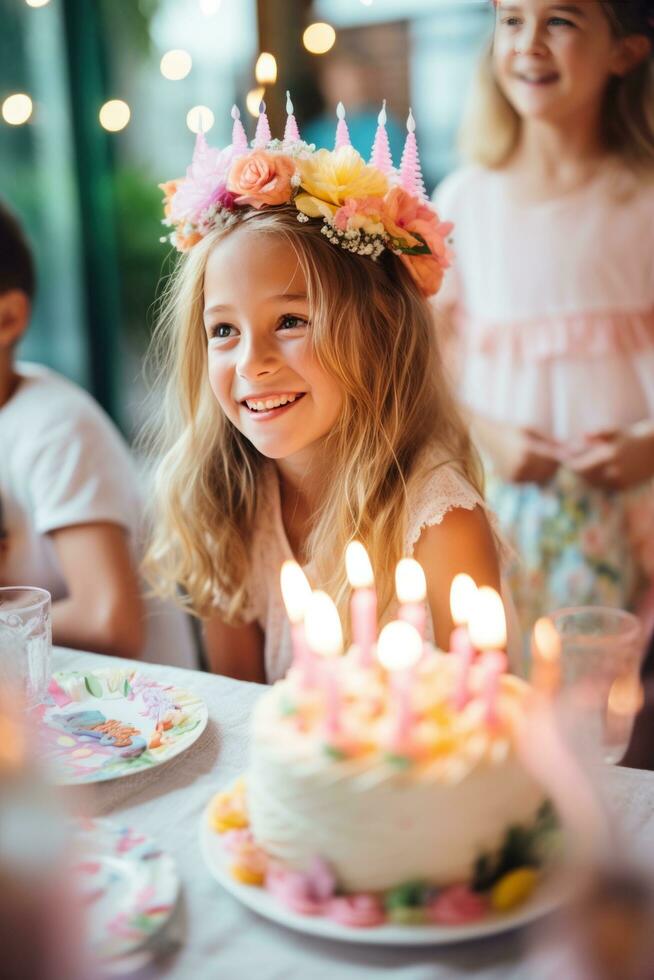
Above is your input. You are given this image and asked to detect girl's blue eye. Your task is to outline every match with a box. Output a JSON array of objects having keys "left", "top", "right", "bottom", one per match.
[
  {"left": 211, "top": 324, "right": 235, "bottom": 339},
  {"left": 278, "top": 315, "right": 308, "bottom": 331},
  {"left": 500, "top": 16, "right": 521, "bottom": 26},
  {"left": 549, "top": 16, "right": 574, "bottom": 26}
]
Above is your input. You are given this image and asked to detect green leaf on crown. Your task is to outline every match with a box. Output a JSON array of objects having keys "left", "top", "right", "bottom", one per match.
[{"left": 392, "top": 232, "right": 432, "bottom": 256}]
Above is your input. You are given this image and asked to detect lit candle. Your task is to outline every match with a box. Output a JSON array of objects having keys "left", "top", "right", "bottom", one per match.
[
  {"left": 280, "top": 561, "right": 314, "bottom": 686},
  {"left": 304, "top": 591, "right": 344, "bottom": 739},
  {"left": 377, "top": 620, "right": 423, "bottom": 752},
  {"left": 468, "top": 587, "right": 508, "bottom": 726},
  {"left": 345, "top": 541, "right": 377, "bottom": 667},
  {"left": 449, "top": 574, "right": 478, "bottom": 710},
  {"left": 530, "top": 616, "right": 561, "bottom": 698},
  {"left": 395, "top": 559, "right": 427, "bottom": 639}
]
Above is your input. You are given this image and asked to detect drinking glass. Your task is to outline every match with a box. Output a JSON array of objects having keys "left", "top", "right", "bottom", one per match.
[
  {"left": 550, "top": 606, "right": 643, "bottom": 765},
  {"left": 0, "top": 587, "right": 52, "bottom": 708}
]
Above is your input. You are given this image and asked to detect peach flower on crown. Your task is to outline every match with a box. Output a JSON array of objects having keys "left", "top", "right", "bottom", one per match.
[
  {"left": 227, "top": 150, "right": 297, "bottom": 209},
  {"left": 382, "top": 186, "right": 453, "bottom": 295}
]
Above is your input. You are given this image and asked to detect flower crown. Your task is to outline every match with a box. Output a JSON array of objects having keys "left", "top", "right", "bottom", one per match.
[{"left": 159, "top": 97, "right": 453, "bottom": 298}]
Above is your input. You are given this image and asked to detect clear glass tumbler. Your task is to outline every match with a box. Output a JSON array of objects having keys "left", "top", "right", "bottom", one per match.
[
  {"left": 0, "top": 587, "right": 52, "bottom": 708},
  {"left": 550, "top": 606, "right": 643, "bottom": 765}
]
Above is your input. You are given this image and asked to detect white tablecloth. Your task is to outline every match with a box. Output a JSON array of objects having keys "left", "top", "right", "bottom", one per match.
[{"left": 53, "top": 646, "right": 654, "bottom": 979}]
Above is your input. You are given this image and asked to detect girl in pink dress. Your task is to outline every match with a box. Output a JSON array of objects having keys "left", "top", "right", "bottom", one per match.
[{"left": 433, "top": 0, "right": 654, "bottom": 638}]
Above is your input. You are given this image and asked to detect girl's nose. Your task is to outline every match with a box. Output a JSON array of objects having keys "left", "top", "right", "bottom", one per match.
[
  {"left": 514, "top": 21, "right": 548, "bottom": 56},
  {"left": 236, "top": 335, "right": 280, "bottom": 380}
]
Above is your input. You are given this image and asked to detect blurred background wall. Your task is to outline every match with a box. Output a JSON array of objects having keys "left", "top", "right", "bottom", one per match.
[{"left": 0, "top": 0, "right": 490, "bottom": 434}]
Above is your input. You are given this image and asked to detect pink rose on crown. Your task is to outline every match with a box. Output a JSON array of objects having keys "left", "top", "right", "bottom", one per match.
[{"left": 227, "top": 151, "right": 296, "bottom": 208}]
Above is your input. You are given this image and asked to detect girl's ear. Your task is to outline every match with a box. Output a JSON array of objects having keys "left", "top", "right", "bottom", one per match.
[{"left": 612, "top": 33, "right": 652, "bottom": 76}]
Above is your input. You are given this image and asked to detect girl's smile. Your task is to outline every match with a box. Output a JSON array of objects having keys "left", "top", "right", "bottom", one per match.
[{"left": 239, "top": 391, "right": 306, "bottom": 418}]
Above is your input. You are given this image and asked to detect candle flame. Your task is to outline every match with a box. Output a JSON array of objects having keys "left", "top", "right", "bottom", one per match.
[
  {"left": 395, "top": 558, "right": 426, "bottom": 604},
  {"left": 607, "top": 674, "right": 644, "bottom": 718},
  {"left": 377, "top": 620, "right": 422, "bottom": 672},
  {"left": 280, "top": 561, "right": 312, "bottom": 625},
  {"left": 304, "top": 591, "right": 343, "bottom": 658},
  {"left": 532, "top": 617, "right": 561, "bottom": 663},
  {"left": 468, "top": 587, "right": 507, "bottom": 651},
  {"left": 345, "top": 541, "right": 374, "bottom": 589},
  {"left": 449, "top": 573, "right": 478, "bottom": 626}
]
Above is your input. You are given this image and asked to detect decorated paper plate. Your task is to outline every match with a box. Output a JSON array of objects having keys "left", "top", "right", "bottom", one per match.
[
  {"left": 36, "top": 668, "right": 208, "bottom": 784},
  {"left": 74, "top": 817, "right": 179, "bottom": 961},
  {"left": 199, "top": 781, "right": 572, "bottom": 947}
]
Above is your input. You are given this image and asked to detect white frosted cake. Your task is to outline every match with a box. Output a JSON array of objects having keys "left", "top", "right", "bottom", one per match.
[{"left": 209, "top": 645, "right": 558, "bottom": 927}]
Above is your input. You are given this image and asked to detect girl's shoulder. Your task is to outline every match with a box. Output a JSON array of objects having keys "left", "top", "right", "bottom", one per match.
[
  {"left": 405, "top": 448, "right": 511, "bottom": 566},
  {"left": 405, "top": 449, "right": 484, "bottom": 554}
]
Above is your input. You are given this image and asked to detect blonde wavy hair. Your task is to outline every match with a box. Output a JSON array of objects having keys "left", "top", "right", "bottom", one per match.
[
  {"left": 459, "top": 1, "right": 654, "bottom": 172},
  {"left": 142, "top": 205, "right": 483, "bottom": 632}
]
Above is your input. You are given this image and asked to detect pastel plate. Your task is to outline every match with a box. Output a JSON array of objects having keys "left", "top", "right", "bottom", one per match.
[
  {"left": 74, "top": 817, "right": 179, "bottom": 961},
  {"left": 200, "top": 792, "right": 572, "bottom": 946},
  {"left": 36, "top": 668, "right": 208, "bottom": 784}
]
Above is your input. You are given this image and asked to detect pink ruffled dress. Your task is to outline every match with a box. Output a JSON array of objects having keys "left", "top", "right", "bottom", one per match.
[{"left": 433, "top": 165, "right": 654, "bottom": 632}]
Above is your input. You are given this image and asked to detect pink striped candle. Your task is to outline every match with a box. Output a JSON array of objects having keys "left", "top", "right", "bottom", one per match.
[{"left": 345, "top": 541, "right": 377, "bottom": 667}]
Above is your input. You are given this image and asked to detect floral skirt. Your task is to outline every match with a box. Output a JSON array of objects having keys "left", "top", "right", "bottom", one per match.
[{"left": 486, "top": 466, "right": 654, "bottom": 637}]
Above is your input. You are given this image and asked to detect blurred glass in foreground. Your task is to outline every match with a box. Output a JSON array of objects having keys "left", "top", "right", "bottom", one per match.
[
  {"left": 0, "top": 687, "right": 88, "bottom": 980},
  {"left": 0, "top": 586, "right": 52, "bottom": 708},
  {"left": 535, "top": 606, "right": 643, "bottom": 765}
]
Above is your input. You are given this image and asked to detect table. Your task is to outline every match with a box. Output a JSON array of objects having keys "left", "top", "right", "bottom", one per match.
[{"left": 53, "top": 646, "right": 654, "bottom": 979}]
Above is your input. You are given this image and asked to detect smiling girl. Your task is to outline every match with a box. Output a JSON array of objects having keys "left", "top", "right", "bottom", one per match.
[
  {"left": 144, "top": 110, "right": 506, "bottom": 682},
  {"left": 433, "top": 0, "right": 654, "bottom": 637}
]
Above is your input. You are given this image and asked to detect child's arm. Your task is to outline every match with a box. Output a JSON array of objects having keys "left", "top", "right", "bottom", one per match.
[
  {"left": 413, "top": 504, "right": 501, "bottom": 652},
  {"left": 49, "top": 522, "right": 145, "bottom": 658},
  {"left": 203, "top": 615, "right": 266, "bottom": 683}
]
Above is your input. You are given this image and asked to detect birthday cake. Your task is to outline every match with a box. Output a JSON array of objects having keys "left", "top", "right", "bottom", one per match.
[{"left": 209, "top": 640, "right": 559, "bottom": 927}]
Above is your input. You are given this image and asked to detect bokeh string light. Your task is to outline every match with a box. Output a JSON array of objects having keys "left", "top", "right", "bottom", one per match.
[
  {"left": 99, "top": 99, "right": 130, "bottom": 132},
  {"left": 2, "top": 93, "right": 33, "bottom": 125}
]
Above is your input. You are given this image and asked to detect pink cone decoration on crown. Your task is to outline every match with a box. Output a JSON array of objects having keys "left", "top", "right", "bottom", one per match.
[
  {"left": 254, "top": 100, "right": 272, "bottom": 147},
  {"left": 399, "top": 108, "right": 427, "bottom": 202},
  {"left": 334, "top": 102, "right": 351, "bottom": 149},
  {"left": 369, "top": 100, "right": 394, "bottom": 175},
  {"left": 283, "top": 91, "right": 301, "bottom": 144},
  {"left": 231, "top": 104, "right": 249, "bottom": 154}
]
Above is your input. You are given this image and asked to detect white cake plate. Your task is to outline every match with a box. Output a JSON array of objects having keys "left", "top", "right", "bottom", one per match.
[{"left": 200, "top": 801, "right": 571, "bottom": 946}]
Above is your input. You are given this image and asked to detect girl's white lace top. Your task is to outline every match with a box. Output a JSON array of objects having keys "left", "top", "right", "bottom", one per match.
[{"left": 238, "top": 449, "right": 509, "bottom": 682}]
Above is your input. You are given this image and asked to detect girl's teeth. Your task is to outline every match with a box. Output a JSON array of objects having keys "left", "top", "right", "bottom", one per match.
[{"left": 247, "top": 394, "right": 298, "bottom": 412}]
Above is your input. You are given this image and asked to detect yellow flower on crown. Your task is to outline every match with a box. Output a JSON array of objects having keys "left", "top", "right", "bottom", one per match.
[{"left": 295, "top": 146, "right": 389, "bottom": 222}]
